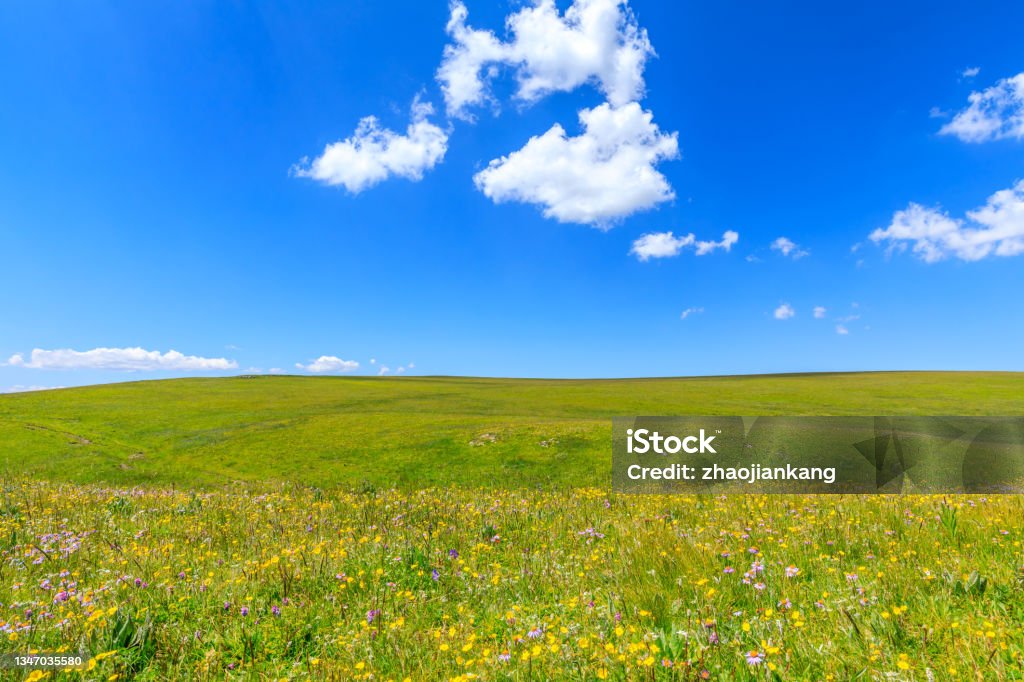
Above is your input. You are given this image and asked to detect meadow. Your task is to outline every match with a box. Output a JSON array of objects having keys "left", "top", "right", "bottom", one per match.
[
  {"left": 1, "top": 372, "right": 1023, "bottom": 680},
  {"left": 2, "top": 372, "right": 1023, "bottom": 488}
]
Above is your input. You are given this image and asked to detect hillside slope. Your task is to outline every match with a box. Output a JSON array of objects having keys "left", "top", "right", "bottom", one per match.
[{"left": 1, "top": 372, "right": 1021, "bottom": 487}]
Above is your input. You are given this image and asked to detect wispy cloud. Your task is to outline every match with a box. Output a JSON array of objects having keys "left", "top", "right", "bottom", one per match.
[
  {"left": 6, "top": 348, "right": 236, "bottom": 371},
  {"left": 679, "top": 307, "right": 704, "bottom": 320},
  {"left": 771, "top": 236, "right": 809, "bottom": 259},
  {"left": 0, "top": 385, "right": 65, "bottom": 393},
  {"left": 773, "top": 303, "right": 795, "bottom": 320}
]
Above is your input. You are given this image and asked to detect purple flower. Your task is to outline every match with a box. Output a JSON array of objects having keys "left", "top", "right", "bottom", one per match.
[
  {"left": 498, "top": 652, "right": 511, "bottom": 662},
  {"left": 431, "top": 569, "right": 440, "bottom": 581},
  {"left": 134, "top": 578, "right": 143, "bottom": 588},
  {"left": 272, "top": 605, "right": 281, "bottom": 617},
  {"left": 223, "top": 602, "right": 231, "bottom": 612},
  {"left": 367, "top": 609, "right": 380, "bottom": 624},
  {"left": 746, "top": 651, "right": 765, "bottom": 665},
  {"left": 448, "top": 549, "right": 459, "bottom": 559},
  {"left": 724, "top": 566, "right": 735, "bottom": 574},
  {"left": 527, "top": 627, "right": 543, "bottom": 639},
  {"left": 240, "top": 606, "right": 249, "bottom": 617}
]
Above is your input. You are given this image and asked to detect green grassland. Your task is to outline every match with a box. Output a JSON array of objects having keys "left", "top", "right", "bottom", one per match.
[
  {"left": 2, "top": 372, "right": 1024, "bottom": 680},
  {"left": 1, "top": 371, "right": 1022, "bottom": 487}
]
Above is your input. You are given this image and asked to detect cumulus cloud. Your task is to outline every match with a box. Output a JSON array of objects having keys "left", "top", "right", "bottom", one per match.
[
  {"left": 6, "top": 348, "right": 237, "bottom": 371},
  {"left": 292, "top": 98, "right": 448, "bottom": 192},
  {"left": 771, "top": 236, "right": 809, "bottom": 259},
  {"left": 939, "top": 72, "right": 1024, "bottom": 143},
  {"left": 475, "top": 102, "right": 677, "bottom": 226},
  {"left": 630, "top": 231, "right": 693, "bottom": 260},
  {"left": 870, "top": 180, "right": 1024, "bottom": 262},
  {"left": 962, "top": 66, "right": 980, "bottom": 78},
  {"left": 813, "top": 306, "right": 827, "bottom": 319},
  {"left": 835, "top": 324, "right": 849, "bottom": 335},
  {"left": 774, "top": 303, "right": 795, "bottom": 320},
  {"left": 295, "top": 356, "right": 360, "bottom": 373},
  {"left": 679, "top": 307, "right": 703, "bottom": 320},
  {"left": 630, "top": 230, "right": 736, "bottom": 260},
  {"left": 438, "top": 0, "right": 654, "bottom": 119}
]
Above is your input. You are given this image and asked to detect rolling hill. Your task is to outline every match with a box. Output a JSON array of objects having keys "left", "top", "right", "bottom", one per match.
[{"left": 1, "top": 371, "right": 1021, "bottom": 487}]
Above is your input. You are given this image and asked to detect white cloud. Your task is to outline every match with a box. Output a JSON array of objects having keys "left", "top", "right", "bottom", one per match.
[
  {"left": 292, "top": 98, "right": 448, "bottom": 192},
  {"left": 962, "top": 66, "right": 980, "bottom": 78},
  {"left": 438, "top": 0, "right": 654, "bottom": 119},
  {"left": 870, "top": 180, "right": 1024, "bottom": 262},
  {"left": 835, "top": 324, "right": 849, "bottom": 335},
  {"left": 378, "top": 366, "right": 391, "bottom": 376},
  {"left": 773, "top": 303, "right": 795, "bottom": 320},
  {"left": 474, "top": 102, "right": 678, "bottom": 226},
  {"left": 630, "top": 231, "right": 693, "bottom": 260},
  {"left": 695, "top": 230, "right": 738, "bottom": 255},
  {"left": 6, "top": 347, "right": 237, "bottom": 371},
  {"left": 679, "top": 307, "right": 703, "bottom": 320},
  {"left": 630, "top": 230, "right": 737, "bottom": 260},
  {"left": 295, "top": 356, "right": 360, "bottom": 373},
  {"left": 771, "top": 236, "right": 809, "bottom": 259},
  {"left": 813, "top": 306, "right": 827, "bottom": 319},
  {"left": 407, "top": 362, "right": 415, "bottom": 369},
  {"left": 268, "top": 368, "right": 284, "bottom": 374},
  {"left": 940, "top": 72, "right": 1024, "bottom": 143},
  {"left": 928, "top": 106, "right": 949, "bottom": 119},
  {"left": 0, "top": 385, "right": 65, "bottom": 393}
]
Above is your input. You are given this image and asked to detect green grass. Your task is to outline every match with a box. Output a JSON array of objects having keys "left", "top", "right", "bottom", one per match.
[
  {"left": 1, "top": 371, "right": 1022, "bottom": 487},
  {"left": 3, "top": 372, "right": 1024, "bottom": 680}
]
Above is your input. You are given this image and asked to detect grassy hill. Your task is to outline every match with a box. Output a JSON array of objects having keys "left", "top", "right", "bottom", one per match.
[{"left": 1, "top": 371, "right": 1021, "bottom": 487}]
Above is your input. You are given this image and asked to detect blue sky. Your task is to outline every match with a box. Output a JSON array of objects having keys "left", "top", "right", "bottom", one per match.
[{"left": 1, "top": 0, "right": 1023, "bottom": 388}]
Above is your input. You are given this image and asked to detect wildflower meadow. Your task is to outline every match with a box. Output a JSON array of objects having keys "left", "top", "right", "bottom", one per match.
[{"left": 2, "top": 482, "right": 1023, "bottom": 680}]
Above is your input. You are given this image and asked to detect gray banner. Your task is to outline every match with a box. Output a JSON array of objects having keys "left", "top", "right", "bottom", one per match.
[{"left": 612, "top": 417, "right": 1024, "bottom": 493}]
